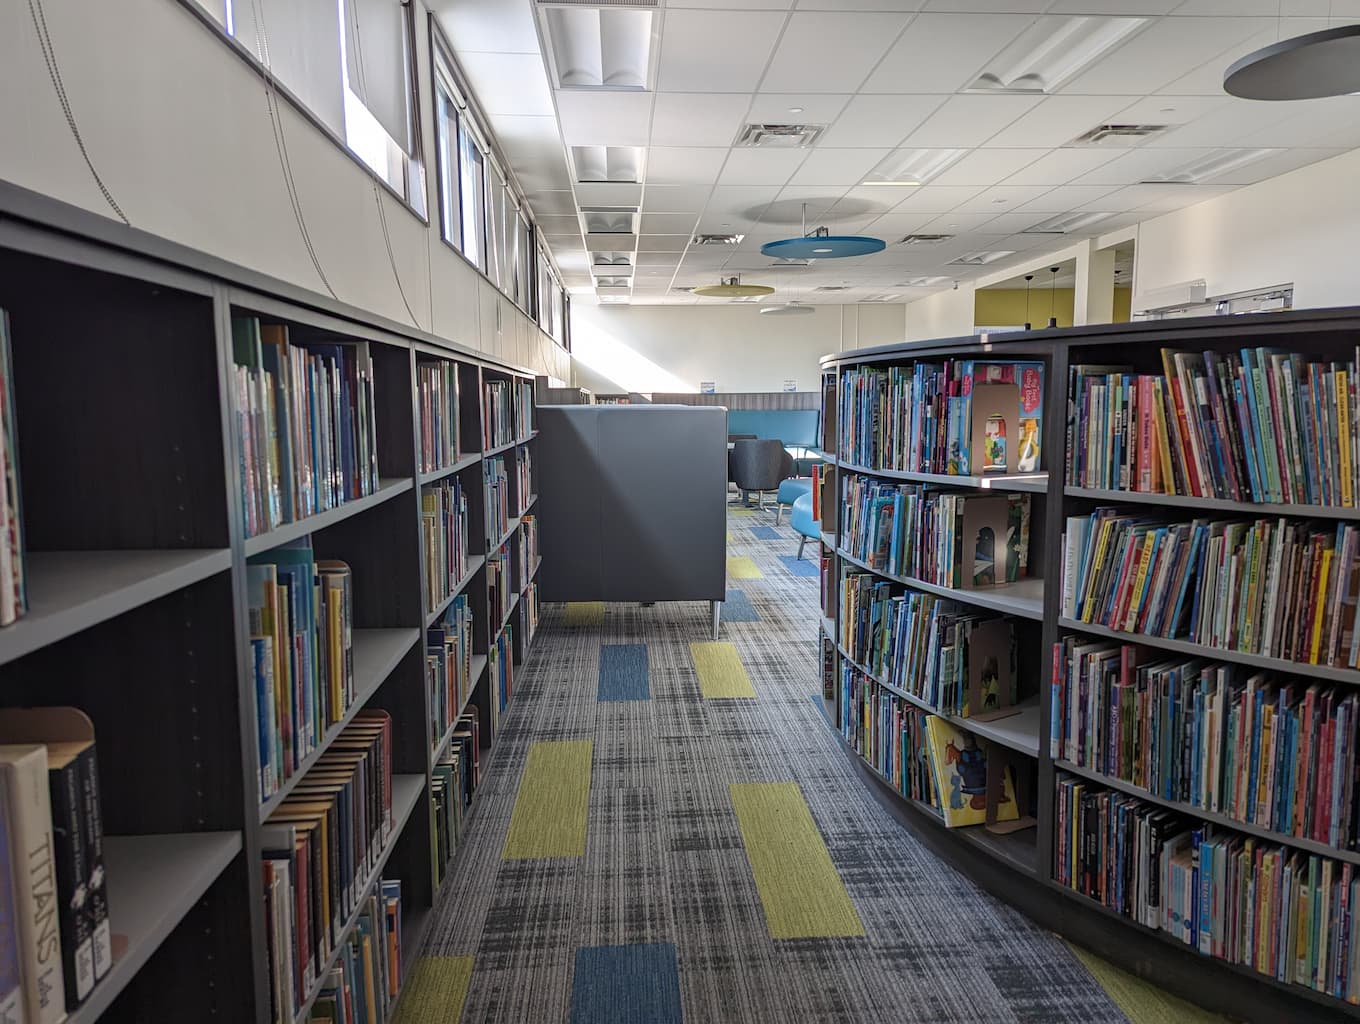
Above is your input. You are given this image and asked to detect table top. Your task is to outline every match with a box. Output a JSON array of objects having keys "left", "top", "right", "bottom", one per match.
[{"left": 726, "top": 443, "right": 824, "bottom": 460}]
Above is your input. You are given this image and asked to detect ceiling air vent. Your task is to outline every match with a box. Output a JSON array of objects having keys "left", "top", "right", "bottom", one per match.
[
  {"left": 814, "top": 285, "right": 853, "bottom": 292},
  {"left": 734, "top": 123, "right": 825, "bottom": 148},
  {"left": 1069, "top": 123, "right": 1169, "bottom": 146},
  {"left": 898, "top": 234, "right": 953, "bottom": 245},
  {"left": 692, "top": 233, "right": 745, "bottom": 246}
]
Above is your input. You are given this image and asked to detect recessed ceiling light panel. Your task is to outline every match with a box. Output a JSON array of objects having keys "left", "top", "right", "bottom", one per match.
[
  {"left": 968, "top": 16, "right": 1146, "bottom": 94},
  {"left": 571, "top": 145, "right": 645, "bottom": 183},
  {"left": 542, "top": 5, "right": 656, "bottom": 90},
  {"left": 1139, "top": 148, "right": 1281, "bottom": 185},
  {"left": 1022, "top": 211, "right": 1114, "bottom": 235},
  {"left": 863, "top": 149, "right": 965, "bottom": 186},
  {"left": 948, "top": 250, "right": 1016, "bottom": 266}
]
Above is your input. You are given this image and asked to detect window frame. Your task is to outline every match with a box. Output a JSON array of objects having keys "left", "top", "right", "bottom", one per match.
[{"left": 180, "top": 0, "right": 429, "bottom": 222}]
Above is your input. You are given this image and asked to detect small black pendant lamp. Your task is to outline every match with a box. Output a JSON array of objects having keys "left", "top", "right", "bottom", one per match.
[
  {"left": 1023, "top": 274, "right": 1034, "bottom": 331},
  {"left": 1047, "top": 266, "right": 1060, "bottom": 329}
]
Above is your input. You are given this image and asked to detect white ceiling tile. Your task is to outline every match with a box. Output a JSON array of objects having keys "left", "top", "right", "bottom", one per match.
[
  {"left": 457, "top": 53, "right": 555, "bottom": 117},
  {"left": 1059, "top": 17, "right": 1263, "bottom": 95},
  {"left": 657, "top": 11, "right": 786, "bottom": 92},
  {"left": 796, "top": 0, "right": 925, "bottom": 9},
  {"left": 1070, "top": 147, "right": 1213, "bottom": 185},
  {"left": 974, "top": 211, "right": 1053, "bottom": 234},
  {"left": 573, "top": 182, "right": 644, "bottom": 207},
  {"left": 765, "top": 187, "right": 850, "bottom": 224},
  {"left": 650, "top": 94, "right": 753, "bottom": 147},
  {"left": 695, "top": 215, "right": 766, "bottom": 235},
  {"left": 921, "top": 212, "right": 1000, "bottom": 232},
  {"left": 1155, "top": 18, "right": 1326, "bottom": 95},
  {"left": 863, "top": 14, "right": 1036, "bottom": 93},
  {"left": 900, "top": 95, "right": 1045, "bottom": 148},
  {"left": 1236, "top": 96, "right": 1360, "bottom": 149},
  {"left": 923, "top": 0, "right": 1047, "bottom": 9},
  {"left": 637, "top": 235, "right": 692, "bottom": 253},
  {"left": 818, "top": 94, "right": 947, "bottom": 147},
  {"left": 704, "top": 185, "right": 783, "bottom": 219},
  {"left": 747, "top": 94, "right": 852, "bottom": 124},
  {"left": 1074, "top": 182, "right": 1194, "bottom": 211},
  {"left": 641, "top": 213, "right": 700, "bottom": 234},
  {"left": 1012, "top": 184, "right": 1123, "bottom": 212},
  {"left": 556, "top": 91, "right": 654, "bottom": 146},
  {"left": 636, "top": 253, "right": 682, "bottom": 267},
  {"left": 892, "top": 185, "right": 987, "bottom": 212},
  {"left": 1046, "top": 0, "right": 1179, "bottom": 11},
  {"left": 526, "top": 191, "right": 579, "bottom": 216},
  {"left": 717, "top": 147, "right": 809, "bottom": 186},
  {"left": 985, "top": 96, "right": 1134, "bottom": 148},
  {"left": 1206, "top": 148, "right": 1346, "bottom": 185},
  {"left": 642, "top": 185, "right": 714, "bottom": 212},
  {"left": 434, "top": 2, "right": 539, "bottom": 54},
  {"left": 953, "top": 185, "right": 1055, "bottom": 212},
  {"left": 535, "top": 215, "right": 582, "bottom": 234},
  {"left": 1110, "top": 94, "right": 1233, "bottom": 126},
  {"left": 860, "top": 211, "right": 938, "bottom": 236},
  {"left": 1145, "top": 97, "right": 1291, "bottom": 148},
  {"left": 1172, "top": 0, "right": 1328, "bottom": 12},
  {"left": 988, "top": 232, "right": 1060, "bottom": 252},
  {"left": 930, "top": 149, "right": 1047, "bottom": 186},
  {"left": 646, "top": 147, "right": 728, "bottom": 185},
  {"left": 1121, "top": 183, "right": 1238, "bottom": 211},
  {"left": 786, "top": 148, "right": 891, "bottom": 186},
  {"left": 1001, "top": 148, "right": 1122, "bottom": 185},
  {"left": 667, "top": 0, "right": 793, "bottom": 7},
  {"left": 761, "top": 12, "right": 913, "bottom": 93}
]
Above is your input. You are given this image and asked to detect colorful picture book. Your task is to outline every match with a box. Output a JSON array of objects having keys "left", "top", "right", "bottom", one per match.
[
  {"left": 840, "top": 666, "right": 938, "bottom": 813},
  {"left": 924, "top": 716, "right": 1019, "bottom": 828},
  {"left": 417, "top": 358, "right": 459, "bottom": 473}
]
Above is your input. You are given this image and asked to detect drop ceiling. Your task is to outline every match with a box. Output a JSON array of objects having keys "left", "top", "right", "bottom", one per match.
[{"left": 433, "top": 0, "right": 1360, "bottom": 306}]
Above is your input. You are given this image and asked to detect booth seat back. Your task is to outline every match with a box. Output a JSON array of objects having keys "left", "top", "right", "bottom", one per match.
[{"left": 725, "top": 409, "right": 819, "bottom": 447}]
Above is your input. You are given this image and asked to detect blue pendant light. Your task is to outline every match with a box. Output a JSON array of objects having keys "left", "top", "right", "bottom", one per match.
[{"left": 760, "top": 205, "right": 885, "bottom": 260}]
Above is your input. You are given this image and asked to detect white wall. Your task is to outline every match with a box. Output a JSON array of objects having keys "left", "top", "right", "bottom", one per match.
[
  {"left": 1134, "top": 148, "right": 1360, "bottom": 310},
  {"left": 570, "top": 302, "right": 912, "bottom": 394},
  {"left": 903, "top": 283, "right": 977, "bottom": 342},
  {"left": 0, "top": 0, "right": 569, "bottom": 381}
]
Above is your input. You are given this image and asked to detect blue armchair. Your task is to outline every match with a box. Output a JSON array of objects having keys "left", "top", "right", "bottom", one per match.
[
  {"left": 775, "top": 478, "right": 813, "bottom": 526},
  {"left": 791, "top": 492, "right": 819, "bottom": 559}
]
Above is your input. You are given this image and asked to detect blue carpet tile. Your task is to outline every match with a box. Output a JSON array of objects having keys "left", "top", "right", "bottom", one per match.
[
  {"left": 570, "top": 943, "right": 683, "bottom": 1024},
  {"left": 778, "top": 555, "right": 819, "bottom": 578},
  {"left": 750, "top": 525, "right": 782, "bottom": 540},
  {"left": 598, "top": 643, "right": 650, "bottom": 701},
  {"left": 723, "top": 588, "right": 760, "bottom": 622}
]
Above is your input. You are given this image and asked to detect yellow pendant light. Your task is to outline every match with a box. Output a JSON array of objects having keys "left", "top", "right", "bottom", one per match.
[{"left": 692, "top": 275, "right": 775, "bottom": 298}]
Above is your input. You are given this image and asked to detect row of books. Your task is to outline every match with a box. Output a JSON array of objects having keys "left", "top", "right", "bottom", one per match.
[
  {"left": 1053, "top": 637, "right": 1360, "bottom": 850},
  {"left": 839, "top": 666, "right": 1022, "bottom": 828},
  {"left": 519, "top": 516, "right": 538, "bottom": 592},
  {"left": 482, "top": 380, "right": 530, "bottom": 451},
  {"left": 490, "top": 626, "right": 513, "bottom": 732},
  {"left": 0, "top": 311, "right": 26, "bottom": 627},
  {"left": 301, "top": 879, "right": 401, "bottom": 1024},
  {"left": 516, "top": 448, "right": 533, "bottom": 511},
  {"left": 1056, "top": 775, "right": 1360, "bottom": 1002},
  {"left": 249, "top": 544, "right": 354, "bottom": 802},
  {"left": 523, "top": 583, "right": 540, "bottom": 646},
  {"left": 431, "top": 713, "right": 479, "bottom": 889},
  {"left": 837, "top": 360, "right": 1044, "bottom": 476},
  {"left": 841, "top": 575, "right": 1017, "bottom": 717},
  {"left": 420, "top": 478, "right": 471, "bottom": 614},
  {"left": 417, "top": 359, "right": 460, "bottom": 474},
  {"left": 0, "top": 708, "right": 111, "bottom": 1023},
  {"left": 1062, "top": 509, "right": 1360, "bottom": 668},
  {"left": 820, "top": 549, "right": 836, "bottom": 622},
  {"left": 842, "top": 478, "right": 1032, "bottom": 589},
  {"left": 262, "top": 710, "right": 393, "bottom": 1022},
  {"left": 488, "top": 543, "right": 513, "bottom": 632},
  {"left": 1067, "top": 348, "right": 1360, "bottom": 507},
  {"left": 231, "top": 316, "right": 380, "bottom": 538},
  {"left": 426, "top": 597, "right": 474, "bottom": 751},
  {"left": 485, "top": 457, "right": 511, "bottom": 545}
]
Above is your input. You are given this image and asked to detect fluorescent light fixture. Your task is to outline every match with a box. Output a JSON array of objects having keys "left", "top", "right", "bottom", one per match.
[
  {"left": 968, "top": 16, "right": 1146, "bottom": 94},
  {"left": 592, "top": 253, "right": 634, "bottom": 269},
  {"left": 949, "top": 250, "right": 1016, "bottom": 266},
  {"left": 543, "top": 6, "right": 654, "bottom": 90},
  {"left": 1022, "top": 211, "right": 1115, "bottom": 235},
  {"left": 860, "top": 293, "right": 903, "bottom": 303},
  {"left": 594, "top": 276, "right": 633, "bottom": 289},
  {"left": 598, "top": 294, "right": 630, "bottom": 304},
  {"left": 862, "top": 149, "right": 965, "bottom": 187},
  {"left": 898, "top": 276, "right": 953, "bottom": 287},
  {"left": 579, "top": 206, "right": 640, "bottom": 234},
  {"left": 572, "top": 145, "right": 645, "bottom": 183},
  {"left": 1139, "top": 148, "right": 1282, "bottom": 184}
]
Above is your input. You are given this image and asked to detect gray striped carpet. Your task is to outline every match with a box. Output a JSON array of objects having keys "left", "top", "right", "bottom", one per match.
[{"left": 415, "top": 506, "right": 1138, "bottom": 1023}]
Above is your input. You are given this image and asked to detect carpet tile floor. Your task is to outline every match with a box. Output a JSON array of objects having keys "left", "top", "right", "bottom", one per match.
[{"left": 401, "top": 507, "right": 1231, "bottom": 1024}]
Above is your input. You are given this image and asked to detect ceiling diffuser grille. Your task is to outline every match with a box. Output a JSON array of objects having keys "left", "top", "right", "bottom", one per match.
[
  {"left": 1070, "top": 123, "right": 1169, "bottom": 146},
  {"left": 898, "top": 234, "right": 954, "bottom": 245},
  {"left": 735, "top": 123, "right": 825, "bottom": 148}
]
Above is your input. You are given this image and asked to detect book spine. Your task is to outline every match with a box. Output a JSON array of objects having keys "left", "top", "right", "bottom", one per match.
[
  {"left": 48, "top": 756, "right": 93, "bottom": 1008},
  {"left": 76, "top": 748, "right": 110, "bottom": 987},
  {"left": 3, "top": 753, "right": 64, "bottom": 1024},
  {"left": 0, "top": 780, "right": 25, "bottom": 1024}
]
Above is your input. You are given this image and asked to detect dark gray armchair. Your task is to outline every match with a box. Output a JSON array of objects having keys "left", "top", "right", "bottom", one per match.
[{"left": 731, "top": 438, "right": 786, "bottom": 510}]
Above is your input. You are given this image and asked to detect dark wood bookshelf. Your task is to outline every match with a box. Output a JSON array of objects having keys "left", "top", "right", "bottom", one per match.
[
  {"left": 821, "top": 307, "right": 1360, "bottom": 1022},
  {"left": 0, "top": 210, "right": 547, "bottom": 1022}
]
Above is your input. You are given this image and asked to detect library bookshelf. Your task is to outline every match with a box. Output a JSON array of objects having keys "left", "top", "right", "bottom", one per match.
[
  {"left": 819, "top": 309, "right": 1360, "bottom": 1023},
  {"left": 0, "top": 191, "right": 547, "bottom": 1020}
]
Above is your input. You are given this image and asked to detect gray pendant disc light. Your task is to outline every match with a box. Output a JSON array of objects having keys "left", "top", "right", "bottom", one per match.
[{"left": 1224, "top": 24, "right": 1360, "bottom": 100}]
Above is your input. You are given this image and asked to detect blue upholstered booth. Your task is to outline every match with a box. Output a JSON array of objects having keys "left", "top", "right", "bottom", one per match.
[{"left": 725, "top": 409, "right": 819, "bottom": 448}]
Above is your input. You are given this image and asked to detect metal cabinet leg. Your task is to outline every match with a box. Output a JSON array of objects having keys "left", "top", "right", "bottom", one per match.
[{"left": 711, "top": 600, "right": 721, "bottom": 641}]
